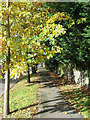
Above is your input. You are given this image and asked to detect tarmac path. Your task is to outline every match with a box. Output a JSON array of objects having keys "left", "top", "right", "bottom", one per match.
[{"left": 34, "top": 68, "right": 84, "bottom": 119}]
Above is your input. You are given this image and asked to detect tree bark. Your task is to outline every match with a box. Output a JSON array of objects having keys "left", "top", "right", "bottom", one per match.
[
  {"left": 35, "top": 64, "right": 37, "bottom": 71},
  {"left": 55, "top": 60, "right": 58, "bottom": 74},
  {"left": 79, "top": 67, "right": 83, "bottom": 86},
  {"left": 71, "top": 64, "right": 75, "bottom": 83},
  {"left": 32, "top": 65, "right": 37, "bottom": 74},
  {"left": 4, "top": 0, "right": 10, "bottom": 116},
  {"left": 4, "top": 47, "right": 10, "bottom": 115},
  {"left": 87, "top": 66, "right": 90, "bottom": 91},
  {"left": 27, "top": 63, "right": 30, "bottom": 83}
]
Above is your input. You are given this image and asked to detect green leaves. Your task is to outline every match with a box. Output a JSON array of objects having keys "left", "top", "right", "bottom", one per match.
[
  {"left": 76, "top": 18, "right": 86, "bottom": 24},
  {"left": 45, "top": 2, "right": 90, "bottom": 72}
]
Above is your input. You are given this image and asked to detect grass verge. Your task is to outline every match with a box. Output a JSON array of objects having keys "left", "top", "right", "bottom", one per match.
[
  {"left": 59, "top": 84, "right": 90, "bottom": 118},
  {"left": 0, "top": 73, "right": 41, "bottom": 118},
  {"left": 49, "top": 71, "right": 90, "bottom": 118}
]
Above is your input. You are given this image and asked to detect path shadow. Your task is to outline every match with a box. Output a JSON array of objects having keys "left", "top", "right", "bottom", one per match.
[
  {"left": 34, "top": 92, "right": 79, "bottom": 116},
  {"left": 39, "top": 71, "right": 73, "bottom": 88},
  {"left": 26, "top": 81, "right": 41, "bottom": 87},
  {"left": 35, "top": 101, "right": 75, "bottom": 115},
  {"left": 9, "top": 70, "right": 83, "bottom": 118},
  {"left": 10, "top": 97, "right": 68, "bottom": 114},
  {"left": 32, "top": 70, "right": 83, "bottom": 118},
  {"left": 9, "top": 103, "right": 38, "bottom": 114}
]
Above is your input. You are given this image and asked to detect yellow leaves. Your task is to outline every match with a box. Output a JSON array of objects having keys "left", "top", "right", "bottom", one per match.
[
  {"left": 40, "top": 49, "right": 44, "bottom": 54},
  {"left": 37, "top": 42, "right": 40, "bottom": 47},
  {"left": 76, "top": 18, "right": 86, "bottom": 24},
  {"left": 37, "top": 12, "right": 42, "bottom": 17},
  {"left": 54, "top": 46, "right": 62, "bottom": 54},
  {"left": 42, "top": 22, "right": 66, "bottom": 40},
  {"left": 20, "top": 42, "right": 22, "bottom": 47},
  {"left": 47, "top": 12, "right": 70, "bottom": 24},
  {"left": 81, "top": 18, "right": 86, "bottom": 22},
  {"left": 10, "top": 63, "right": 26, "bottom": 79},
  {"left": 68, "top": 19, "right": 75, "bottom": 28}
]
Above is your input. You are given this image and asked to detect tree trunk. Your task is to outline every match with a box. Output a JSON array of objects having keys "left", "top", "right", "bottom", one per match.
[
  {"left": 32, "top": 66, "right": 34, "bottom": 74},
  {"left": 55, "top": 60, "right": 58, "bottom": 74},
  {"left": 35, "top": 64, "right": 37, "bottom": 71},
  {"left": 87, "top": 66, "right": 90, "bottom": 91},
  {"left": 27, "top": 63, "right": 30, "bottom": 83},
  {"left": 79, "top": 67, "right": 83, "bottom": 86},
  {"left": 71, "top": 64, "right": 75, "bottom": 83},
  {"left": 32, "top": 65, "right": 37, "bottom": 74},
  {"left": 4, "top": 0, "right": 10, "bottom": 116},
  {"left": 58, "top": 63, "right": 61, "bottom": 75},
  {"left": 4, "top": 47, "right": 10, "bottom": 115}
]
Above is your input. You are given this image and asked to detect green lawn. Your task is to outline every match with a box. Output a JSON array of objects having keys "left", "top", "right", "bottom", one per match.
[{"left": 0, "top": 73, "right": 40, "bottom": 118}]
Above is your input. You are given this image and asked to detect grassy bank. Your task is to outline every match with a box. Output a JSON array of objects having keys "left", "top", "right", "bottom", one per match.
[
  {"left": 59, "top": 84, "right": 89, "bottom": 118},
  {"left": 49, "top": 71, "right": 90, "bottom": 118},
  {"left": 0, "top": 73, "right": 41, "bottom": 118}
]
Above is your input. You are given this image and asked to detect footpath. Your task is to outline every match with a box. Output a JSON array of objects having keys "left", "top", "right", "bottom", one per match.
[{"left": 34, "top": 68, "right": 84, "bottom": 119}]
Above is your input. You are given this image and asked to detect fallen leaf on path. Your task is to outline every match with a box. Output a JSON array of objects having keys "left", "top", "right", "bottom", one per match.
[
  {"left": 38, "top": 102, "right": 42, "bottom": 105},
  {"left": 56, "top": 104, "right": 60, "bottom": 107},
  {"left": 65, "top": 112, "right": 69, "bottom": 114},
  {"left": 75, "top": 108, "right": 79, "bottom": 112}
]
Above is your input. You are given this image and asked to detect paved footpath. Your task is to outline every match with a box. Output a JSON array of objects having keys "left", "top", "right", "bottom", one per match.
[{"left": 34, "top": 68, "right": 84, "bottom": 119}]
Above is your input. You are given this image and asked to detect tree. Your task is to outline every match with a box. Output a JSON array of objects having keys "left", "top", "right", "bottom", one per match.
[
  {"left": 2, "top": 2, "right": 70, "bottom": 115},
  {"left": 3, "top": 0, "right": 10, "bottom": 115},
  {"left": 2, "top": 2, "right": 87, "bottom": 116},
  {"left": 45, "top": 2, "right": 89, "bottom": 87}
]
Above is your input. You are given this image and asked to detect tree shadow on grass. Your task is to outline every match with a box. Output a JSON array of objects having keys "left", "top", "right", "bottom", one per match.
[
  {"left": 9, "top": 70, "right": 87, "bottom": 118},
  {"left": 26, "top": 81, "right": 41, "bottom": 87},
  {"left": 10, "top": 97, "right": 65, "bottom": 114},
  {"left": 9, "top": 103, "right": 38, "bottom": 114}
]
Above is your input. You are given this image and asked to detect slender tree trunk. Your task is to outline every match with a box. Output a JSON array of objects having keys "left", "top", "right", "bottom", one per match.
[
  {"left": 32, "top": 65, "right": 37, "bottom": 74},
  {"left": 27, "top": 63, "right": 30, "bottom": 83},
  {"left": 58, "top": 63, "right": 61, "bottom": 75},
  {"left": 4, "top": 0, "right": 10, "bottom": 116},
  {"left": 4, "top": 47, "right": 10, "bottom": 115},
  {"left": 79, "top": 67, "right": 83, "bottom": 86},
  {"left": 87, "top": 66, "right": 90, "bottom": 91},
  {"left": 71, "top": 64, "right": 75, "bottom": 83},
  {"left": 35, "top": 64, "right": 37, "bottom": 71},
  {"left": 55, "top": 60, "right": 58, "bottom": 73},
  {"left": 34, "top": 66, "right": 36, "bottom": 73},
  {"left": 32, "top": 66, "right": 34, "bottom": 74}
]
